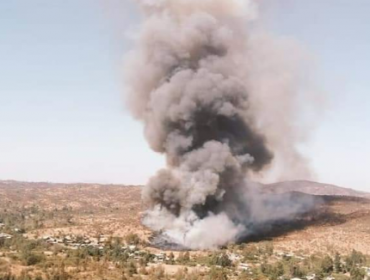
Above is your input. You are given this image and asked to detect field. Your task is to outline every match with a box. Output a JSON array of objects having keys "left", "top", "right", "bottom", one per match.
[{"left": 1, "top": 180, "right": 370, "bottom": 280}]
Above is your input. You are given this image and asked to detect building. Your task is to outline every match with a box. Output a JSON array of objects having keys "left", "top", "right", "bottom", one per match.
[{"left": 0, "top": 233, "right": 12, "bottom": 239}]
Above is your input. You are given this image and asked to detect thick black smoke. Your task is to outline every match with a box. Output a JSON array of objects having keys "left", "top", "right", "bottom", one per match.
[{"left": 125, "top": 0, "right": 318, "bottom": 249}]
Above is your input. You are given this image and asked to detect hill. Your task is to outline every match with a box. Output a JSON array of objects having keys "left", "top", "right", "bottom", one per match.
[
  {"left": 1, "top": 179, "right": 370, "bottom": 255},
  {"left": 0, "top": 180, "right": 145, "bottom": 239},
  {"left": 264, "top": 180, "right": 370, "bottom": 198},
  {"left": 1, "top": 179, "right": 370, "bottom": 279}
]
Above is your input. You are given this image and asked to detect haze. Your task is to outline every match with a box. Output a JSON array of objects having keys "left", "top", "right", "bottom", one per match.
[{"left": 0, "top": 0, "right": 369, "bottom": 192}]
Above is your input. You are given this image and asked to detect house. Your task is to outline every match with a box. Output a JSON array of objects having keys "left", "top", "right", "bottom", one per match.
[
  {"left": 0, "top": 233, "right": 12, "bottom": 239},
  {"left": 238, "top": 263, "right": 250, "bottom": 271},
  {"left": 153, "top": 253, "right": 166, "bottom": 263},
  {"left": 228, "top": 253, "right": 242, "bottom": 262},
  {"left": 99, "top": 235, "right": 108, "bottom": 243},
  {"left": 64, "top": 236, "right": 73, "bottom": 243},
  {"left": 362, "top": 267, "right": 370, "bottom": 276},
  {"left": 128, "top": 245, "right": 137, "bottom": 251},
  {"left": 42, "top": 236, "right": 59, "bottom": 244}
]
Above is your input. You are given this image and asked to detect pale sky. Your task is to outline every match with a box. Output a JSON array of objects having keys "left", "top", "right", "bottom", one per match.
[{"left": 0, "top": 0, "right": 369, "bottom": 191}]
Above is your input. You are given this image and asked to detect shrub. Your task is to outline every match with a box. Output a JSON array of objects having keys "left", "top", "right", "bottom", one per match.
[
  {"left": 124, "top": 233, "right": 141, "bottom": 245},
  {"left": 22, "top": 252, "right": 44, "bottom": 266}
]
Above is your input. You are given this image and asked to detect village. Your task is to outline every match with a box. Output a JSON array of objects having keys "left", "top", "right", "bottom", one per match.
[{"left": 2, "top": 224, "right": 370, "bottom": 280}]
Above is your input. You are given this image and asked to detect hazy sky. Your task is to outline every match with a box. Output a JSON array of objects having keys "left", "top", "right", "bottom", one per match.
[{"left": 0, "top": 0, "right": 369, "bottom": 191}]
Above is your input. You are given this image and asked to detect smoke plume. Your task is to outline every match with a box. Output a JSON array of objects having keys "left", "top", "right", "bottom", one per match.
[{"left": 125, "top": 0, "right": 318, "bottom": 249}]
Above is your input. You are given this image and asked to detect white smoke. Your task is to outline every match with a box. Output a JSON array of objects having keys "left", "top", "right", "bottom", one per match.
[{"left": 125, "top": 0, "right": 319, "bottom": 249}]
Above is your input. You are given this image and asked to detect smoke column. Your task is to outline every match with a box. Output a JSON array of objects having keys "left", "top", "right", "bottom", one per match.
[{"left": 125, "top": 0, "right": 318, "bottom": 249}]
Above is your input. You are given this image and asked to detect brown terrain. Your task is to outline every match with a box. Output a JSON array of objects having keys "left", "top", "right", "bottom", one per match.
[
  {"left": 1, "top": 179, "right": 370, "bottom": 255},
  {"left": 0, "top": 180, "right": 147, "bottom": 240},
  {"left": 264, "top": 180, "right": 370, "bottom": 198}
]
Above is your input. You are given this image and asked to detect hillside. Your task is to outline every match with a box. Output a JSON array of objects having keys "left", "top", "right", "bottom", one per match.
[
  {"left": 1, "top": 179, "right": 370, "bottom": 255},
  {"left": 1, "top": 179, "right": 370, "bottom": 279},
  {"left": 264, "top": 180, "right": 370, "bottom": 198},
  {"left": 0, "top": 180, "right": 145, "bottom": 239},
  {"left": 0, "top": 180, "right": 141, "bottom": 211}
]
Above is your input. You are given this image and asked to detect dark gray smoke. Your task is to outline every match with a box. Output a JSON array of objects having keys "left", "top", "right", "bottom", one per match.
[{"left": 125, "top": 0, "right": 319, "bottom": 249}]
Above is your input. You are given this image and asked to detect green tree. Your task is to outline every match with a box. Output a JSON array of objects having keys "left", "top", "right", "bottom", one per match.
[
  {"left": 22, "top": 252, "right": 44, "bottom": 266},
  {"left": 320, "top": 255, "right": 334, "bottom": 274},
  {"left": 275, "top": 261, "right": 285, "bottom": 277},
  {"left": 350, "top": 267, "right": 366, "bottom": 280},
  {"left": 124, "top": 233, "right": 141, "bottom": 245},
  {"left": 345, "top": 250, "right": 366, "bottom": 271},
  {"left": 167, "top": 252, "right": 175, "bottom": 265},
  {"left": 289, "top": 263, "right": 305, "bottom": 278},
  {"left": 217, "top": 253, "right": 232, "bottom": 267},
  {"left": 334, "top": 252, "right": 342, "bottom": 273},
  {"left": 178, "top": 251, "right": 190, "bottom": 264},
  {"left": 208, "top": 267, "right": 228, "bottom": 280}
]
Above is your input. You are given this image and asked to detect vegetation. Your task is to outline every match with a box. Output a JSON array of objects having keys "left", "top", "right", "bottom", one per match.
[
  {"left": 1, "top": 225, "right": 370, "bottom": 280},
  {"left": 1, "top": 183, "right": 370, "bottom": 280}
]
